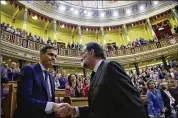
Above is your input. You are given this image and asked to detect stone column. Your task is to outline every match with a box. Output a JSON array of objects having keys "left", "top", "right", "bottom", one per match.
[
  {"left": 146, "top": 18, "right": 158, "bottom": 40},
  {"left": 23, "top": 6, "right": 28, "bottom": 30},
  {"left": 123, "top": 24, "right": 130, "bottom": 42},
  {"left": 172, "top": 8, "right": 178, "bottom": 19}
]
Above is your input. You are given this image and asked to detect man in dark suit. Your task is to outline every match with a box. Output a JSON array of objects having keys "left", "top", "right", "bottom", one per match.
[
  {"left": 59, "top": 42, "right": 148, "bottom": 118},
  {"left": 13, "top": 45, "right": 68, "bottom": 118},
  {"left": 7, "top": 62, "right": 19, "bottom": 81},
  {"left": 1, "top": 66, "right": 9, "bottom": 98},
  {"left": 58, "top": 69, "right": 68, "bottom": 89}
]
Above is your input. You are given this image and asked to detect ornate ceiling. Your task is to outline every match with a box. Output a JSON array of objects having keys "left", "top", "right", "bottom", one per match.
[
  {"left": 19, "top": 1, "right": 178, "bottom": 26},
  {"left": 57, "top": 1, "right": 137, "bottom": 9}
]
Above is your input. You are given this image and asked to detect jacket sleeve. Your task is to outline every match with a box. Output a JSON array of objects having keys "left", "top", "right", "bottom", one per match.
[
  {"left": 146, "top": 91, "right": 156, "bottom": 116},
  {"left": 17, "top": 66, "right": 47, "bottom": 112},
  {"left": 105, "top": 61, "right": 148, "bottom": 118},
  {"left": 78, "top": 106, "right": 89, "bottom": 118}
]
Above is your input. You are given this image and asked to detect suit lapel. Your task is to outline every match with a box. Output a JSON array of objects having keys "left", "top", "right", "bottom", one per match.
[
  {"left": 34, "top": 63, "right": 48, "bottom": 94},
  {"left": 89, "top": 61, "right": 104, "bottom": 94}
]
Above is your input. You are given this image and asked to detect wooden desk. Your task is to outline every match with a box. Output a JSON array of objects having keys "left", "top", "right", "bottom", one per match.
[
  {"left": 2, "top": 83, "right": 17, "bottom": 118},
  {"left": 71, "top": 97, "right": 88, "bottom": 106},
  {"left": 55, "top": 89, "right": 66, "bottom": 97}
]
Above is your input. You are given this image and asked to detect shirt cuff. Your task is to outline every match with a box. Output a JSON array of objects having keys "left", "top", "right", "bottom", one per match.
[
  {"left": 45, "top": 102, "right": 54, "bottom": 113},
  {"left": 73, "top": 107, "right": 80, "bottom": 117}
]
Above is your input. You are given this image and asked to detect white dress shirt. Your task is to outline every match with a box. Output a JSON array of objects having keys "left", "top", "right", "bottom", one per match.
[
  {"left": 75, "top": 59, "right": 103, "bottom": 117},
  {"left": 39, "top": 63, "right": 54, "bottom": 113}
]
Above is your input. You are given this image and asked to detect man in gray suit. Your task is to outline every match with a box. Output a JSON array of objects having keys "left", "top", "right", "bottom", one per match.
[{"left": 59, "top": 42, "right": 148, "bottom": 118}]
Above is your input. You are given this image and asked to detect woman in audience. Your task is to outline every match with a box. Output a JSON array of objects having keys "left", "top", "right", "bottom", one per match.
[
  {"left": 77, "top": 76, "right": 84, "bottom": 97},
  {"left": 146, "top": 79, "right": 165, "bottom": 118},
  {"left": 65, "top": 74, "right": 80, "bottom": 98},
  {"left": 83, "top": 77, "right": 90, "bottom": 97}
]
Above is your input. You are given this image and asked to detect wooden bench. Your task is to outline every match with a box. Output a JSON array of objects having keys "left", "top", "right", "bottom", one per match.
[
  {"left": 55, "top": 89, "right": 66, "bottom": 97},
  {"left": 2, "top": 82, "right": 174, "bottom": 118}
]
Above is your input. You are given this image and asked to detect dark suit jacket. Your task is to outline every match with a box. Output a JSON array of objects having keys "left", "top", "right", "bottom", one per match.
[
  {"left": 1, "top": 67, "right": 9, "bottom": 98},
  {"left": 170, "top": 87, "right": 178, "bottom": 105},
  {"left": 78, "top": 61, "right": 148, "bottom": 118},
  {"left": 58, "top": 77, "right": 68, "bottom": 89},
  {"left": 160, "top": 89, "right": 171, "bottom": 117},
  {"left": 7, "top": 68, "right": 19, "bottom": 81},
  {"left": 13, "top": 63, "right": 55, "bottom": 118}
]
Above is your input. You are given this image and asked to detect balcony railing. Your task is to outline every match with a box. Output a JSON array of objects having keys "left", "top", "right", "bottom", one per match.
[{"left": 1, "top": 29, "right": 178, "bottom": 58}]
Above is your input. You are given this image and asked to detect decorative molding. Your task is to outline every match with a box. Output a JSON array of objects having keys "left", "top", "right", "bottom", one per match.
[
  {"left": 18, "top": 1, "right": 178, "bottom": 26},
  {"left": 1, "top": 39, "right": 178, "bottom": 67}
]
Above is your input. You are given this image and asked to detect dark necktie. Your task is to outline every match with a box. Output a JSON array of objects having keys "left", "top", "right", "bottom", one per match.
[
  {"left": 90, "top": 71, "right": 95, "bottom": 82},
  {"left": 44, "top": 70, "right": 51, "bottom": 101}
]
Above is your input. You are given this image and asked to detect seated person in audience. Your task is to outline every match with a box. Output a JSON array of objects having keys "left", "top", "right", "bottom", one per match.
[
  {"left": 0, "top": 66, "right": 9, "bottom": 115},
  {"left": 146, "top": 79, "right": 165, "bottom": 118},
  {"left": 65, "top": 74, "right": 80, "bottom": 98},
  {"left": 27, "top": 32, "right": 33, "bottom": 40},
  {"left": 47, "top": 37, "right": 52, "bottom": 45},
  {"left": 36, "top": 36, "right": 41, "bottom": 43},
  {"left": 1, "top": 66, "right": 9, "bottom": 98},
  {"left": 4, "top": 23, "right": 9, "bottom": 31},
  {"left": 54, "top": 74, "right": 60, "bottom": 89},
  {"left": 160, "top": 82, "right": 175, "bottom": 118},
  {"left": 58, "top": 69, "right": 68, "bottom": 89},
  {"left": 50, "top": 70, "right": 56, "bottom": 78},
  {"left": 21, "top": 30, "right": 26, "bottom": 38},
  {"left": 7, "top": 62, "right": 20, "bottom": 81},
  {"left": 82, "top": 77, "right": 90, "bottom": 97},
  {"left": 32, "top": 35, "right": 38, "bottom": 42},
  {"left": 1, "top": 22, "right": 6, "bottom": 29},
  {"left": 6, "top": 25, "right": 14, "bottom": 33},
  {"left": 77, "top": 76, "right": 84, "bottom": 97},
  {"left": 15, "top": 28, "right": 21, "bottom": 36},
  {"left": 53, "top": 40, "right": 58, "bottom": 48}
]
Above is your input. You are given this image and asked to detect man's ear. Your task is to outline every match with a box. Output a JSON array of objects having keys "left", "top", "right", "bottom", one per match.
[{"left": 90, "top": 49, "right": 95, "bottom": 56}]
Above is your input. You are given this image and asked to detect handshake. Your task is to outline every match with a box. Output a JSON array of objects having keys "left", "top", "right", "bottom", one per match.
[{"left": 52, "top": 103, "right": 76, "bottom": 117}]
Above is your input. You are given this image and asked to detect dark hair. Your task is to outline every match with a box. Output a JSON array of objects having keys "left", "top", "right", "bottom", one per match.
[
  {"left": 40, "top": 45, "right": 57, "bottom": 54},
  {"left": 68, "top": 74, "right": 78, "bottom": 86},
  {"left": 85, "top": 42, "right": 106, "bottom": 60}
]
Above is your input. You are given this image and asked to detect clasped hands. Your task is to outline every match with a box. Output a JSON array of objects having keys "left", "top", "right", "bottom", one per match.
[{"left": 52, "top": 103, "right": 76, "bottom": 117}]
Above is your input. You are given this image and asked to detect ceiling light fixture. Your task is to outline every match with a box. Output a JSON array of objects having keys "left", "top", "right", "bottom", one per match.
[
  {"left": 1, "top": 0, "right": 7, "bottom": 5},
  {"left": 74, "top": 10, "right": 79, "bottom": 15},
  {"left": 100, "top": 12, "right": 105, "bottom": 17},
  {"left": 61, "top": 24, "right": 65, "bottom": 28},
  {"left": 87, "top": 11, "right": 92, "bottom": 17},
  {"left": 113, "top": 11, "right": 118, "bottom": 16},
  {"left": 139, "top": 5, "right": 145, "bottom": 11},
  {"left": 32, "top": 16, "right": 38, "bottom": 20},
  {"left": 153, "top": 1, "right": 158, "bottom": 5},
  {"left": 84, "top": 10, "right": 88, "bottom": 14},
  {"left": 126, "top": 9, "right": 131, "bottom": 14},
  {"left": 70, "top": 7, "right": 74, "bottom": 11},
  {"left": 60, "top": 5, "right": 65, "bottom": 11}
]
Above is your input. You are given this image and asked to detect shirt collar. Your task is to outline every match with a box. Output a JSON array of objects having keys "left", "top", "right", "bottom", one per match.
[
  {"left": 93, "top": 59, "right": 103, "bottom": 72},
  {"left": 39, "top": 62, "right": 46, "bottom": 72}
]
